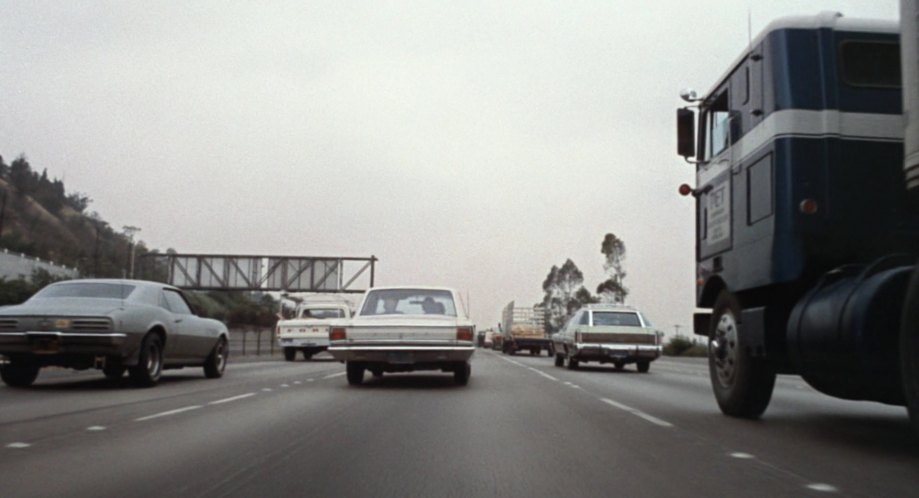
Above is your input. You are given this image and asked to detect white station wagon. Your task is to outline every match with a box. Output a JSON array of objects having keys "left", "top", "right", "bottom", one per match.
[
  {"left": 327, "top": 286, "right": 475, "bottom": 385},
  {"left": 552, "top": 304, "right": 661, "bottom": 372}
]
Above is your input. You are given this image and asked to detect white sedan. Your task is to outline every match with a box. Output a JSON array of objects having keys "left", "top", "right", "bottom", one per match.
[{"left": 327, "top": 286, "right": 475, "bottom": 385}]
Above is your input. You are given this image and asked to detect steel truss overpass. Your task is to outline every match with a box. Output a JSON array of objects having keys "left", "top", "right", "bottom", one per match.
[{"left": 137, "top": 253, "right": 376, "bottom": 293}]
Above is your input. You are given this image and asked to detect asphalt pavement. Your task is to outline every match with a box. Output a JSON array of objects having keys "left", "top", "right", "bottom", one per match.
[{"left": 0, "top": 351, "right": 916, "bottom": 497}]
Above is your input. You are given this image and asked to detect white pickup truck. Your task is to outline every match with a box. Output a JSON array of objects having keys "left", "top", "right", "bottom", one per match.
[{"left": 276, "top": 301, "right": 352, "bottom": 361}]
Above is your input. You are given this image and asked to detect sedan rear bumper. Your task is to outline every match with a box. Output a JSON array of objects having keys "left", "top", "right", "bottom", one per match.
[{"left": 328, "top": 344, "right": 475, "bottom": 364}]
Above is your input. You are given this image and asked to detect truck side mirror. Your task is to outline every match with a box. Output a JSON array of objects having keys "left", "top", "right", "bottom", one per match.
[{"left": 677, "top": 108, "right": 696, "bottom": 158}]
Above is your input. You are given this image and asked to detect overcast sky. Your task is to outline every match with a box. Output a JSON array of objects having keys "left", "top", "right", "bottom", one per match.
[{"left": 0, "top": 1, "right": 900, "bottom": 334}]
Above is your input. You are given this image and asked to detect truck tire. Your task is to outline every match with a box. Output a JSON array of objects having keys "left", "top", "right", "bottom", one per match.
[
  {"left": 554, "top": 354, "right": 564, "bottom": 367},
  {"left": 901, "top": 260, "right": 919, "bottom": 438},
  {"left": 708, "top": 291, "right": 776, "bottom": 418},
  {"left": 567, "top": 356, "right": 579, "bottom": 370},
  {"left": 283, "top": 348, "right": 296, "bottom": 362},
  {"left": 636, "top": 360, "right": 650, "bottom": 373}
]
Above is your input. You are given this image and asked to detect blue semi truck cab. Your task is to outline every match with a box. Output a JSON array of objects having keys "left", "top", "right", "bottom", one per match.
[{"left": 677, "top": 9, "right": 919, "bottom": 435}]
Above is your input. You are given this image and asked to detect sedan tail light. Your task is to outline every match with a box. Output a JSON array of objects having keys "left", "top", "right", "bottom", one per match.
[
  {"left": 329, "top": 327, "right": 347, "bottom": 341},
  {"left": 456, "top": 327, "right": 474, "bottom": 342}
]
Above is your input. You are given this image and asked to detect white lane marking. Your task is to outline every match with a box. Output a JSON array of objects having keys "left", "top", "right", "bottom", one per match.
[
  {"left": 135, "top": 405, "right": 203, "bottom": 422},
  {"left": 307, "top": 379, "right": 315, "bottom": 382},
  {"left": 807, "top": 484, "right": 839, "bottom": 493},
  {"left": 528, "top": 368, "right": 558, "bottom": 382},
  {"left": 262, "top": 388, "right": 273, "bottom": 392},
  {"left": 280, "top": 384, "right": 290, "bottom": 388},
  {"left": 730, "top": 452, "right": 754, "bottom": 459},
  {"left": 208, "top": 393, "right": 257, "bottom": 406},
  {"left": 498, "top": 357, "right": 525, "bottom": 367},
  {"left": 600, "top": 398, "right": 674, "bottom": 428},
  {"left": 6, "top": 442, "right": 30, "bottom": 449},
  {"left": 86, "top": 426, "right": 107, "bottom": 432},
  {"left": 293, "top": 381, "right": 302, "bottom": 385},
  {"left": 322, "top": 372, "right": 346, "bottom": 379}
]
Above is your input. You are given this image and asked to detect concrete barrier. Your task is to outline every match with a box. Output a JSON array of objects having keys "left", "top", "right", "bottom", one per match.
[{"left": 0, "top": 249, "right": 78, "bottom": 281}]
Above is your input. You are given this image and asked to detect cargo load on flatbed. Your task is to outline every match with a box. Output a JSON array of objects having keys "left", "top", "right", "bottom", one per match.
[{"left": 500, "top": 301, "right": 552, "bottom": 356}]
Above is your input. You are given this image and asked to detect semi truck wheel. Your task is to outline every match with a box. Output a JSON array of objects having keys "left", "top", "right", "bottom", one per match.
[
  {"left": 901, "top": 260, "right": 919, "bottom": 438},
  {"left": 708, "top": 291, "right": 776, "bottom": 418}
]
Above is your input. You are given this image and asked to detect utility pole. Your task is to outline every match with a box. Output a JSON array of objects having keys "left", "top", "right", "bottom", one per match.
[{"left": 122, "top": 225, "right": 141, "bottom": 279}]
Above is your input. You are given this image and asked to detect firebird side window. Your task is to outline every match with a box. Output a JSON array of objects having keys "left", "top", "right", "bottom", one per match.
[
  {"left": 703, "top": 91, "right": 730, "bottom": 160},
  {"left": 163, "top": 290, "right": 193, "bottom": 315}
]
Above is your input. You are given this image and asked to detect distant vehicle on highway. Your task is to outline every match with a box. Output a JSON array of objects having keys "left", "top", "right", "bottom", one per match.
[
  {"left": 552, "top": 304, "right": 662, "bottom": 372},
  {"left": 327, "top": 286, "right": 475, "bottom": 385},
  {"left": 276, "top": 299, "right": 352, "bottom": 361},
  {"left": 0, "top": 279, "right": 229, "bottom": 387}
]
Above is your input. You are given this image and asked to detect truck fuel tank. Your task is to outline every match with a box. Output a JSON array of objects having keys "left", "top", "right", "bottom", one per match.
[{"left": 787, "top": 256, "right": 914, "bottom": 405}]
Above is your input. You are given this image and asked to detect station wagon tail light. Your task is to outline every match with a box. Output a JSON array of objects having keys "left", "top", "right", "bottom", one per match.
[
  {"left": 456, "top": 327, "right": 474, "bottom": 342},
  {"left": 329, "top": 327, "right": 347, "bottom": 341},
  {"left": 575, "top": 332, "right": 582, "bottom": 343}
]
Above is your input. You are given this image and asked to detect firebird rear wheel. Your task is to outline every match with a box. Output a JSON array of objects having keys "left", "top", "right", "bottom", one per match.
[
  {"left": 130, "top": 334, "right": 163, "bottom": 387},
  {"left": 708, "top": 291, "right": 776, "bottom": 418},
  {"left": 204, "top": 337, "right": 228, "bottom": 379},
  {"left": 0, "top": 360, "right": 39, "bottom": 387}
]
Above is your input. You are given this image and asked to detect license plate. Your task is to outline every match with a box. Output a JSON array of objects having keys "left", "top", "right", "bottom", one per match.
[
  {"left": 31, "top": 337, "right": 61, "bottom": 354},
  {"left": 607, "top": 351, "right": 627, "bottom": 359},
  {"left": 387, "top": 352, "right": 414, "bottom": 364}
]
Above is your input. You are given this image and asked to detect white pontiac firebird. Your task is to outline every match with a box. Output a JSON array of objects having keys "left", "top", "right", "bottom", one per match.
[{"left": 327, "top": 286, "right": 475, "bottom": 386}]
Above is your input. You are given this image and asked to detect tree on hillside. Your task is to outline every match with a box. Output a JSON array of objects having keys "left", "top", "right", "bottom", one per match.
[
  {"left": 9, "top": 155, "right": 36, "bottom": 194},
  {"left": 542, "top": 259, "right": 598, "bottom": 333},
  {"left": 597, "top": 232, "right": 628, "bottom": 304}
]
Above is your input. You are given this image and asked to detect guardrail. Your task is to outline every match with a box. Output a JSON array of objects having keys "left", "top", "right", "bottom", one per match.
[{"left": 228, "top": 328, "right": 279, "bottom": 357}]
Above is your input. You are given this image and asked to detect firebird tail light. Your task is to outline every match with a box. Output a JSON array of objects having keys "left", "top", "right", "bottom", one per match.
[
  {"left": 456, "top": 327, "right": 474, "bottom": 342},
  {"left": 329, "top": 327, "right": 347, "bottom": 341}
]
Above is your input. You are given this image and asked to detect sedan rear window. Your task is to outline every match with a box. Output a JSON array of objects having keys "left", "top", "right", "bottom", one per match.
[
  {"left": 361, "top": 289, "right": 456, "bottom": 316},
  {"left": 34, "top": 283, "right": 137, "bottom": 299},
  {"left": 301, "top": 308, "right": 346, "bottom": 319},
  {"left": 591, "top": 312, "right": 641, "bottom": 327}
]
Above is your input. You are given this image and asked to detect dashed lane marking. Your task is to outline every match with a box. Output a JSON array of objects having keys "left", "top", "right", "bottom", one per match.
[
  {"left": 730, "top": 452, "right": 755, "bottom": 459},
  {"left": 6, "top": 442, "right": 30, "bottom": 449},
  {"left": 528, "top": 367, "right": 558, "bottom": 382},
  {"left": 135, "top": 405, "right": 203, "bottom": 422},
  {"left": 208, "top": 393, "right": 257, "bottom": 405},
  {"left": 322, "top": 372, "right": 346, "bottom": 379},
  {"left": 280, "top": 384, "right": 290, "bottom": 388},
  {"left": 807, "top": 484, "right": 839, "bottom": 493},
  {"left": 86, "top": 426, "right": 107, "bottom": 432},
  {"left": 293, "top": 381, "right": 302, "bottom": 385},
  {"left": 262, "top": 388, "right": 273, "bottom": 392},
  {"left": 600, "top": 398, "right": 674, "bottom": 428}
]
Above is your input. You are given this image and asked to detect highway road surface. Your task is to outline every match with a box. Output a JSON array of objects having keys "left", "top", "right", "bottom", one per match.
[{"left": 1, "top": 351, "right": 916, "bottom": 497}]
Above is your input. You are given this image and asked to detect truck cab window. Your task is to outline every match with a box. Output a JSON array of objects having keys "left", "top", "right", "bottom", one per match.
[{"left": 703, "top": 91, "right": 730, "bottom": 160}]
